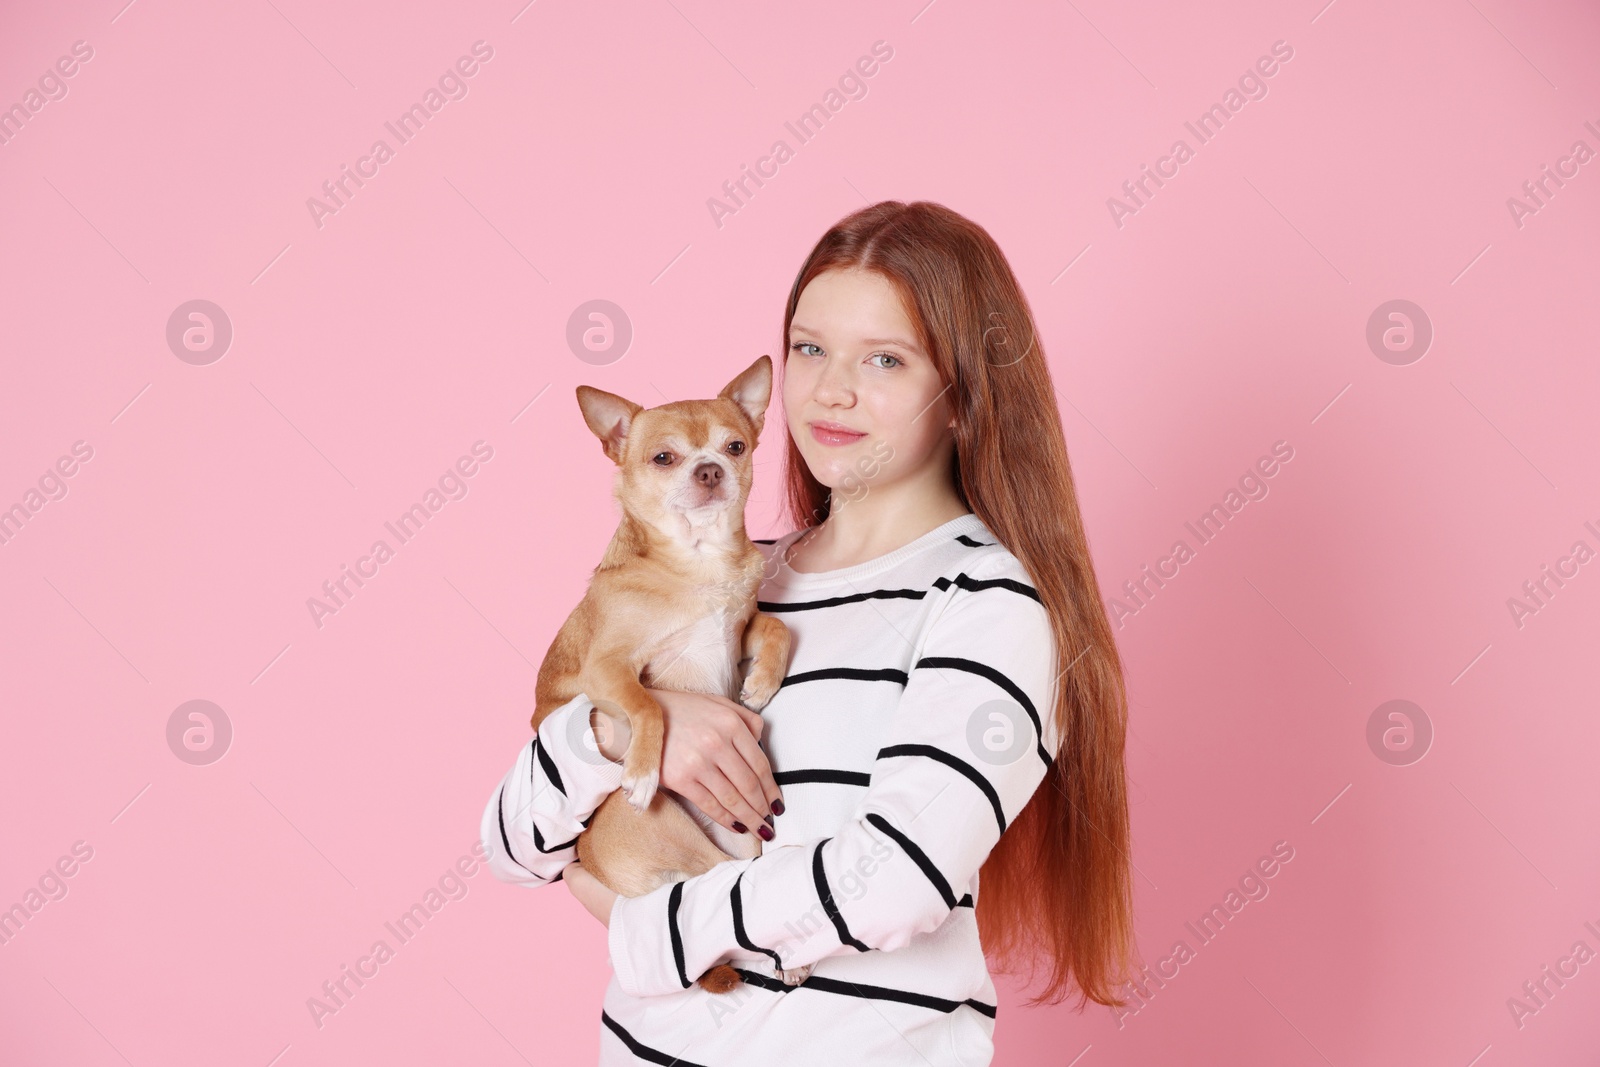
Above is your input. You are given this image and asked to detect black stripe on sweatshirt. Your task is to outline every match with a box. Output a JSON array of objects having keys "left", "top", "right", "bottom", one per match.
[
  {"left": 773, "top": 768, "right": 872, "bottom": 788},
  {"left": 931, "top": 571, "right": 1041, "bottom": 604},
  {"left": 530, "top": 811, "right": 579, "bottom": 855},
  {"left": 779, "top": 667, "right": 908, "bottom": 689},
  {"left": 601, "top": 1011, "right": 711, "bottom": 1066},
  {"left": 667, "top": 881, "right": 691, "bottom": 989},
  {"left": 525, "top": 738, "right": 582, "bottom": 854},
  {"left": 730, "top": 870, "right": 785, "bottom": 971},
  {"left": 757, "top": 569, "right": 1034, "bottom": 615},
  {"left": 731, "top": 969, "right": 998, "bottom": 1018},
  {"left": 758, "top": 587, "right": 927, "bottom": 613},
  {"left": 915, "top": 655, "right": 1055, "bottom": 769},
  {"left": 754, "top": 584, "right": 1055, "bottom": 780},
  {"left": 812, "top": 839, "right": 870, "bottom": 951},
  {"left": 495, "top": 784, "right": 545, "bottom": 880},
  {"left": 864, "top": 812, "right": 956, "bottom": 909},
  {"left": 954, "top": 534, "right": 994, "bottom": 548},
  {"left": 876, "top": 743, "right": 1007, "bottom": 835},
  {"left": 532, "top": 736, "right": 565, "bottom": 797}
]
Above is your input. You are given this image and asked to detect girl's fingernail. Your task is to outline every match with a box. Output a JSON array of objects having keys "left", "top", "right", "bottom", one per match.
[
  {"left": 758, "top": 824, "right": 774, "bottom": 841},
  {"left": 732, "top": 822, "right": 748, "bottom": 834},
  {"left": 762, "top": 814, "right": 774, "bottom": 826},
  {"left": 770, "top": 799, "right": 785, "bottom": 816}
]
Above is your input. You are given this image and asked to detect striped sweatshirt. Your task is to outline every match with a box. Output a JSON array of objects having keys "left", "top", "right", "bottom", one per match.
[{"left": 480, "top": 512, "right": 1062, "bottom": 1066}]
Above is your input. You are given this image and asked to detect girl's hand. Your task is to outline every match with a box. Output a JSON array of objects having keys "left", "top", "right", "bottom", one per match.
[
  {"left": 593, "top": 689, "right": 784, "bottom": 840},
  {"left": 562, "top": 861, "right": 618, "bottom": 927}
]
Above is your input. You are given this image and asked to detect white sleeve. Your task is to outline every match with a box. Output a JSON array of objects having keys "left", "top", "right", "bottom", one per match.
[
  {"left": 606, "top": 553, "right": 1061, "bottom": 996},
  {"left": 481, "top": 694, "right": 626, "bottom": 887}
]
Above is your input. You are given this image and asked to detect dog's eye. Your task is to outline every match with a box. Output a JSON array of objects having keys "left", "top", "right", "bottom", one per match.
[
  {"left": 652, "top": 452, "right": 675, "bottom": 466},
  {"left": 726, "top": 441, "right": 746, "bottom": 456}
]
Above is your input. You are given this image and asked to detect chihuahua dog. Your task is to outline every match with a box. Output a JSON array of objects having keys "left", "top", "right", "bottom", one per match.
[{"left": 531, "top": 355, "right": 808, "bottom": 993}]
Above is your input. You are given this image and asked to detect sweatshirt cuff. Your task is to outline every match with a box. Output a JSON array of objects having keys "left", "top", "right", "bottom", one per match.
[
  {"left": 607, "top": 859, "right": 770, "bottom": 996},
  {"left": 537, "top": 696, "right": 625, "bottom": 808}
]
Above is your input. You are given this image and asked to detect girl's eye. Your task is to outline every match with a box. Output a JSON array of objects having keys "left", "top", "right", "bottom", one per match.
[
  {"left": 790, "top": 341, "right": 899, "bottom": 367},
  {"left": 652, "top": 452, "right": 674, "bottom": 466},
  {"left": 726, "top": 441, "right": 746, "bottom": 456}
]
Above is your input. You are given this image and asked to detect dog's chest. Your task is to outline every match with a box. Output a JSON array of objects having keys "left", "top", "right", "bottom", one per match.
[{"left": 640, "top": 603, "right": 743, "bottom": 699}]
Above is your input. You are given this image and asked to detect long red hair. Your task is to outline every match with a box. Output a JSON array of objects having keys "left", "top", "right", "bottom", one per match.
[{"left": 776, "top": 201, "right": 1136, "bottom": 1008}]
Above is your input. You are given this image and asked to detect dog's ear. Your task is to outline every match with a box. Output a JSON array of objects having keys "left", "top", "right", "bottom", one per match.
[
  {"left": 576, "top": 385, "right": 642, "bottom": 465},
  {"left": 718, "top": 355, "right": 773, "bottom": 438}
]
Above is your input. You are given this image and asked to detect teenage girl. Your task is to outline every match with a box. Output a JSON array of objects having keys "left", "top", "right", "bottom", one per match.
[{"left": 483, "top": 199, "right": 1136, "bottom": 1065}]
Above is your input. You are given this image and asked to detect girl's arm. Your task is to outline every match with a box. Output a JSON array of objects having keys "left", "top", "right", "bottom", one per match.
[
  {"left": 605, "top": 552, "right": 1062, "bottom": 996},
  {"left": 480, "top": 694, "right": 625, "bottom": 887}
]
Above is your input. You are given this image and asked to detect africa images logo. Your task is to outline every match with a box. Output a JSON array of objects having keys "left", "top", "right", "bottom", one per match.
[
  {"left": 1106, "top": 40, "right": 1295, "bottom": 229},
  {"left": 305, "top": 41, "right": 495, "bottom": 230}
]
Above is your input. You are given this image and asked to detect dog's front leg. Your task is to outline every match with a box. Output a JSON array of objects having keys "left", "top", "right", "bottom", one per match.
[
  {"left": 737, "top": 613, "right": 791, "bottom": 712},
  {"left": 581, "top": 655, "right": 665, "bottom": 813}
]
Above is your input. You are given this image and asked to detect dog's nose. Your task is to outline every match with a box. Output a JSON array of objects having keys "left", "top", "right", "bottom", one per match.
[{"left": 693, "top": 462, "right": 723, "bottom": 488}]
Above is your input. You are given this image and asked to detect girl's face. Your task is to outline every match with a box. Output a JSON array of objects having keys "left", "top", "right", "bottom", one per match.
[{"left": 783, "top": 268, "right": 956, "bottom": 498}]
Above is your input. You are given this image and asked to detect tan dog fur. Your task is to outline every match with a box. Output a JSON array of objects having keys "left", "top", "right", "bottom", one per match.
[{"left": 531, "top": 356, "right": 808, "bottom": 992}]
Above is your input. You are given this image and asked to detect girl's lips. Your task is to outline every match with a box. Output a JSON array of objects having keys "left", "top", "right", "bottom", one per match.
[{"left": 809, "top": 422, "right": 866, "bottom": 447}]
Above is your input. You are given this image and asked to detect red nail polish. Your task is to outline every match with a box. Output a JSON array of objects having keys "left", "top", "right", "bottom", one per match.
[
  {"left": 732, "top": 822, "right": 748, "bottom": 834},
  {"left": 758, "top": 824, "right": 774, "bottom": 841},
  {"left": 771, "top": 798, "right": 785, "bottom": 816}
]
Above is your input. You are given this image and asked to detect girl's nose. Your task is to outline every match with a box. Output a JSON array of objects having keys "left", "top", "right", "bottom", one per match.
[{"left": 812, "top": 354, "right": 854, "bottom": 405}]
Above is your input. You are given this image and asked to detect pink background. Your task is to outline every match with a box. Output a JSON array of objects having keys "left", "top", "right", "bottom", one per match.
[{"left": 3, "top": 0, "right": 1598, "bottom": 1064}]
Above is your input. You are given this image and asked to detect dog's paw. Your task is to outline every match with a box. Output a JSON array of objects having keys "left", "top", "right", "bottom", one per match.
[
  {"left": 739, "top": 679, "right": 779, "bottom": 713},
  {"left": 620, "top": 768, "right": 659, "bottom": 813},
  {"left": 779, "top": 964, "right": 813, "bottom": 986}
]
